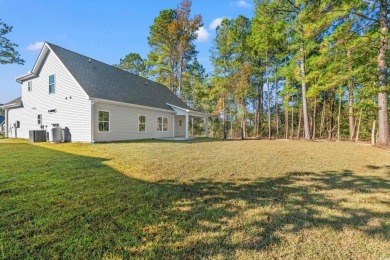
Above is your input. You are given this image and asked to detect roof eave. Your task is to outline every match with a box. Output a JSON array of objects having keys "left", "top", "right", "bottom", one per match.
[
  {"left": 166, "top": 103, "right": 210, "bottom": 117},
  {"left": 15, "top": 42, "right": 49, "bottom": 83},
  {"left": 16, "top": 73, "right": 37, "bottom": 83}
]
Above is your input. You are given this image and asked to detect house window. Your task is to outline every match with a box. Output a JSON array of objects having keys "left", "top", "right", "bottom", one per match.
[
  {"left": 48, "top": 109, "right": 57, "bottom": 113},
  {"left": 179, "top": 120, "right": 182, "bottom": 126},
  {"left": 139, "top": 115, "right": 146, "bottom": 132},
  {"left": 49, "top": 75, "right": 55, "bottom": 94},
  {"left": 157, "top": 117, "right": 168, "bottom": 132},
  {"left": 98, "top": 111, "right": 109, "bottom": 132},
  {"left": 28, "top": 81, "right": 32, "bottom": 92},
  {"left": 37, "top": 114, "right": 42, "bottom": 125}
]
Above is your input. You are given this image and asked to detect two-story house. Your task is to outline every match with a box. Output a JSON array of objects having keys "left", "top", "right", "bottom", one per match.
[{"left": 2, "top": 42, "right": 208, "bottom": 142}]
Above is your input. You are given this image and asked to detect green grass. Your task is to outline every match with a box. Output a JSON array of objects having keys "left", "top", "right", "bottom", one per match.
[{"left": 0, "top": 138, "right": 389, "bottom": 259}]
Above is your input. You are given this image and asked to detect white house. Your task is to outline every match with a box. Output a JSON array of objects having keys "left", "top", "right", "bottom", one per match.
[{"left": 2, "top": 42, "right": 208, "bottom": 142}]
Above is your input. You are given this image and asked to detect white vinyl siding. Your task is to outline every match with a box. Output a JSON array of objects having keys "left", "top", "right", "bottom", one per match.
[
  {"left": 93, "top": 102, "right": 174, "bottom": 142},
  {"left": 7, "top": 49, "right": 91, "bottom": 142}
]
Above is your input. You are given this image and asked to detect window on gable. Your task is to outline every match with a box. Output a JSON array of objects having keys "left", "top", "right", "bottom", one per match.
[
  {"left": 49, "top": 75, "right": 55, "bottom": 94},
  {"left": 157, "top": 117, "right": 168, "bottom": 132},
  {"left": 98, "top": 111, "right": 109, "bottom": 132},
  {"left": 28, "top": 81, "right": 32, "bottom": 92},
  {"left": 139, "top": 115, "right": 146, "bottom": 132},
  {"left": 37, "top": 114, "right": 42, "bottom": 125}
]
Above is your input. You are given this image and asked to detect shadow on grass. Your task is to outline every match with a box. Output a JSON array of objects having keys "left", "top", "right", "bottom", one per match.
[{"left": 0, "top": 142, "right": 389, "bottom": 259}]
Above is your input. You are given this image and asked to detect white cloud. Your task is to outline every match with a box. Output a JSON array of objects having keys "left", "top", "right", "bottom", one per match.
[
  {"left": 237, "top": 0, "right": 252, "bottom": 8},
  {"left": 196, "top": 27, "right": 210, "bottom": 42},
  {"left": 209, "top": 17, "right": 224, "bottom": 30},
  {"left": 27, "top": 42, "right": 44, "bottom": 51}
]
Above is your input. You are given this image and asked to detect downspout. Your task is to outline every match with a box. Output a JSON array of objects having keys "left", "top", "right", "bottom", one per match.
[{"left": 91, "top": 100, "right": 95, "bottom": 143}]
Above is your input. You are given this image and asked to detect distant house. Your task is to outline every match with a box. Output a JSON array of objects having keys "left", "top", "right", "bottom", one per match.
[{"left": 2, "top": 43, "right": 208, "bottom": 142}]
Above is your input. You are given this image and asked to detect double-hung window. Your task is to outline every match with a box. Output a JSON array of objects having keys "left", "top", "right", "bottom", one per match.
[
  {"left": 49, "top": 75, "right": 55, "bottom": 94},
  {"left": 157, "top": 117, "right": 168, "bottom": 132},
  {"left": 28, "top": 81, "right": 32, "bottom": 92},
  {"left": 37, "top": 114, "right": 42, "bottom": 125},
  {"left": 139, "top": 115, "right": 146, "bottom": 132},
  {"left": 98, "top": 111, "right": 110, "bottom": 132}
]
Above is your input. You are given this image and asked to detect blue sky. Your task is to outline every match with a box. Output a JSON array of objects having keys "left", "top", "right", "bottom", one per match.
[{"left": 1, "top": 0, "right": 254, "bottom": 103}]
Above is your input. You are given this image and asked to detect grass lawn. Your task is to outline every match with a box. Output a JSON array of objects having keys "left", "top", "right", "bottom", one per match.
[{"left": 0, "top": 138, "right": 389, "bottom": 259}]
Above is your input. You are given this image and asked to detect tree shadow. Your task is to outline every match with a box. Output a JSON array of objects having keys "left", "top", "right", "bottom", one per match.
[{"left": 1, "top": 142, "right": 389, "bottom": 259}]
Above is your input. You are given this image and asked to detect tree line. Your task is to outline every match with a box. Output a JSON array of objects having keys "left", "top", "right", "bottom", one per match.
[{"left": 116, "top": 0, "right": 389, "bottom": 145}]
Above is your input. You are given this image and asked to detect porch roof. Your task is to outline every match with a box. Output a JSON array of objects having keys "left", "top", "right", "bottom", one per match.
[{"left": 167, "top": 103, "right": 209, "bottom": 118}]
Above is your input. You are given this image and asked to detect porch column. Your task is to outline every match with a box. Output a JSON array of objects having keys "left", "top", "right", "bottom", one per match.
[
  {"left": 205, "top": 117, "right": 209, "bottom": 137},
  {"left": 172, "top": 115, "right": 175, "bottom": 138},
  {"left": 4, "top": 109, "right": 8, "bottom": 138},
  {"left": 185, "top": 113, "right": 189, "bottom": 139}
]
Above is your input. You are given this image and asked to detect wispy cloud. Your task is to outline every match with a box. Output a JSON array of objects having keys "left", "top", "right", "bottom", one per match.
[
  {"left": 237, "top": 0, "right": 252, "bottom": 8},
  {"left": 27, "top": 41, "right": 44, "bottom": 51},
  {"left": 209, "top": 17, "right": 225, "bottom": 30},
  {"left": 196, "top": 27, "right": 210, "bottom": 42}
]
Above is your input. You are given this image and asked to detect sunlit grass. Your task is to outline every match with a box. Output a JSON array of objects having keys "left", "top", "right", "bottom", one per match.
[{"left": 1, "top": 138, "right": 389, "bottom": 259}]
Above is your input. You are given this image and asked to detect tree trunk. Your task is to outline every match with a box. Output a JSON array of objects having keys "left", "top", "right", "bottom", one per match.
[
  {"left": 371, "top": 120, "right": 376, "bottom": 146},
  {"left": 377, "top": 0, "right": 389, "bottom": 146},
  {"left": 337, "top": 90, "right": 342, "bottom": 141},
  {"left": 320, "top": 93, "right": 326, "bottom": 139},
  {"left": 275, "top": 74, "right": 279, "bottom": 138},
  {"left": 291, "top": 95, "right": 294, "bottom": 139},
  {"left": 222, "top": 94, "right": 226, "bottom": 139},
  {"left": 297, "top": 106, "right": 302, "bottom": 139},
  {"left": 266, "top": 50, "right": 271, "bottom": 139},
  {"left": 300, "top": 39, "right": 311, "bottom": 140},
  {"left": 284, "top": 99, "right": 289, "bottom": 139},
  {"left": 347, "top": 49, "right": 355, "bottom": 141},
  {"left": 312, "top": 97, "right": 317, "bottom": 139},
  {"left": 355, "top": 109, "right": 363, "bottom": 142},
  {"left": 256, "top": 64, "right": 263, "bottom": 138},
  {"left": 328, "top": 90, "right": 335, "bottom": 140}
]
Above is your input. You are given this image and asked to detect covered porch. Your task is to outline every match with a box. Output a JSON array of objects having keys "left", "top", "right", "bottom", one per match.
[{"left": 168, "top": 103, "right": 209, "bottom": 139}]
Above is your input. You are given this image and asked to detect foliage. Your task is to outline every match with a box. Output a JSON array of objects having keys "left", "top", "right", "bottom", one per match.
[
  {"left": 114, "top": 52, "right": 147, "bottom": 77},
  {"left": 0, "top": 19, "right": 24, "bottom": 65}
]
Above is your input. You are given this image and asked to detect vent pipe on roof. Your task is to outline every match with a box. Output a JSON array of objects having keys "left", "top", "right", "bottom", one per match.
[{"left": 88, "top": 59, "right": 91, "bottom": 63}]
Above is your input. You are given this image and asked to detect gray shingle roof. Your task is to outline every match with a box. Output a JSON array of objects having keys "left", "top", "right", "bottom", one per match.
[
  {"left": 3, "top": 97, "right": 22, "bottom": 107},
  {"left": 47, "top": 43, "right": 192, "bottom": 111}
]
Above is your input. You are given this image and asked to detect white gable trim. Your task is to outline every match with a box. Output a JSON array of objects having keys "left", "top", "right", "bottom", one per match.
[
  {"left": 15, "top": 43, "right": 90, "bottom": 100},
  {"left": 166, "top": 103, "right": 209, "bottom": 117}
]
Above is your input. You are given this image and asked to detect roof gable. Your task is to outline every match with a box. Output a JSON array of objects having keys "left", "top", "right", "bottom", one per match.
[{"left": 47, "top": 43, "right": 191, "bottom": 111}]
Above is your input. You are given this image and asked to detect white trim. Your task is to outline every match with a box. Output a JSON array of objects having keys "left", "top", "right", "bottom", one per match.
[
  {"left": 138, "top": 114, "right": 146, "bottom": 132},
  {"left": 91, "top": 100, "right": 95, "bottom": 143},
  {"left": 91, "top": 98, "right": 176, "bottom": 114},
  {"left": 97, "top": 110, "right": 110, "bottom": 133},
  {"left": 166, "top": 103, "right": 209, "bottom": 117},
  {"left": 2, "top": 102, "right": 22, "bottom": 109}
]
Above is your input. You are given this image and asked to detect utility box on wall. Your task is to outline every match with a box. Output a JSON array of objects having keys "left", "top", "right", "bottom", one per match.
[{"left": 29, "top": 130, "right": 47, "bottom": 142}]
